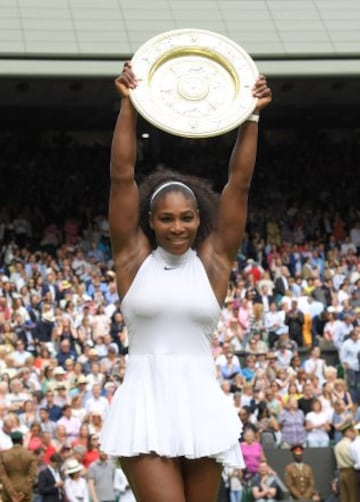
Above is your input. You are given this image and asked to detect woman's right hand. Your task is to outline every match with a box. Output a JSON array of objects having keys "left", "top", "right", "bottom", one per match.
[{"left": 114, "top": 61, "right": 138, "bottom": 97}]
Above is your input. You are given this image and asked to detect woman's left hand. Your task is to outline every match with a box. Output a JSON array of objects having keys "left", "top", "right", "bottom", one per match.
[{"left": 252, "top": 75, "right": 272, "bottom": 111}]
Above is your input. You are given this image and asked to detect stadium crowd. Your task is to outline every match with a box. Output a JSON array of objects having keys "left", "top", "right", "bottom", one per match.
[{"left": 0, "top": 131, "right": 360, "bottom": 501}]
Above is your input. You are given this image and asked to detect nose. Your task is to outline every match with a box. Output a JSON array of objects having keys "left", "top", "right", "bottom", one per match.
[{"left": 170, "top": 219, "right": 184, "bottom": 234}]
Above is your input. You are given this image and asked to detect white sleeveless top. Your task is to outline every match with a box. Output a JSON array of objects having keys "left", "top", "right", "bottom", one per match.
[{"left": 100, "top": 247, "right": 244, "bottom": 468}]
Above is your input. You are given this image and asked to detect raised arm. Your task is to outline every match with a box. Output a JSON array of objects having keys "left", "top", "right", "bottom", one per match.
[
  {"left": 109, "top": 64, "right": 151, "bottom": 296},
  {"left": 212, "top": 76, "right": 271, "bottom": 262},
  {"left": 200, "top": 76, "right": 271, "bottom": 303}
]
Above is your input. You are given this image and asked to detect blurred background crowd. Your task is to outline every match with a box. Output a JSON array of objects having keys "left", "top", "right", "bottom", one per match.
[{"left": 0, "top": 129, "right": 360, "bottom": 501}]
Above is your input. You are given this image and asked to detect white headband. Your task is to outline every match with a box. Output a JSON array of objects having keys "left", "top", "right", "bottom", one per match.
[{"left": 150, "top": 181, "right": 196, "bottom": 206}]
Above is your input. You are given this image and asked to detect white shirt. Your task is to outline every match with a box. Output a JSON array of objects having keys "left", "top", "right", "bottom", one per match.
[
  {"left": 306, "top": 411, "right": 329, "bottom": 440},
  {"left": 85, "top": 396, "right": 109, "bottom": 419},
  {"left": 350, "top": 435, "right": 360, "bottom": 470},
  {"left": 264, "top": 311, "right": 282, "bottom": 332},
  {"left": 0, "top": 429, "right": 12, "bottom": 451},
  {"left": 340, "top": 337, "right": 360, "bottom": 371},
  {"left": 64, "top": 477, "right": 89, "bottom": 502},
  {"left": 304, "top": 358, "right": 327, "bottom": 385}
]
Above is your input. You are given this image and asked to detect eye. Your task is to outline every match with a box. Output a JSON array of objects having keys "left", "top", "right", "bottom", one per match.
[
  {"left": 182, "top": 214, "right": 194, "bottom": 222},
  {"left": 159, "top": 216, "right": 172, "bottom": 223}
]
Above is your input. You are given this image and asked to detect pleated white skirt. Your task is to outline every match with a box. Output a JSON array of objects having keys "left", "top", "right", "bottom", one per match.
[{"left": 100, "top": 354, "right": 244, "bottom": 469}]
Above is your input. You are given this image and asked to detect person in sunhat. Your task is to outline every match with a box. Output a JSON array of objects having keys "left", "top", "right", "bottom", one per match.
[
  {"left": 64, "top": 458, "right": 89, "bottom": 502},
  {"left": 284, "top": 443, "right": 320, "bottom": 500},
  {"left": 0, "top": 430, "right": 37, "bottom": 502}
]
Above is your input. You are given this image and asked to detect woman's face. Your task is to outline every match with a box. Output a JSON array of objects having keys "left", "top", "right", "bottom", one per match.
[
  {"left": 244, "top": 429, "right": 255, "bottom": 443},
  {"left": 149, "top": 191, "right": 200, "bottom": 255},
  {"left": 312, "top": 400, "right": 321, "bottom": 412}
]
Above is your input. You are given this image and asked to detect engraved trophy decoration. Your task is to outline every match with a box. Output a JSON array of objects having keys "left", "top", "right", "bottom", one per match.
[{"left": 128, "top": 28, "right": 259, "bottom": 138}]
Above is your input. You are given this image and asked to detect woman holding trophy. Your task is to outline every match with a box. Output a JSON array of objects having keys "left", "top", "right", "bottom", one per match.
[{"left": 100, "top": 39, "right": 272, "bottom": 501}]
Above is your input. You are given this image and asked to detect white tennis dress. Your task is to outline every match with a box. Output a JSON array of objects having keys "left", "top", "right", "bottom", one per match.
[{"left": 100, "top": 246, "right": 244, "bottom": 468}]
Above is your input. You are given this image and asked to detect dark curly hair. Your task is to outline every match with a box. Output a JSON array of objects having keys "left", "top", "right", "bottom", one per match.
[{"left": 138, "top": 167, "right": 219, "bottom": 250}]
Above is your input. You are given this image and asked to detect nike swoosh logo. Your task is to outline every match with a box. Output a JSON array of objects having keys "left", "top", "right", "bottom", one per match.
[{"left": 164, "top": 266, "right": 176, "bottom": 270}]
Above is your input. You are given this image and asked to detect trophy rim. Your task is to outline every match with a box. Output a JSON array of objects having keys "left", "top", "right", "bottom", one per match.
[{"left": 129, "top": 28, "right": 259, "bottom": 138}]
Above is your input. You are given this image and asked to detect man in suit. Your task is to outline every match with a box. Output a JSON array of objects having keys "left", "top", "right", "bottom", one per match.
[
  {"left": 41, "top": 271, "right": 61, "bottom": 305},
  {"left": 284, "top": 444, "right": 319, "bottom": 501},
  {"left": 274, "top": 266, "right": 290, "bottom": 299},
  {"left": 38, "top": 453, "right": 64, "bottom": 502},
  {"left": 0, "top": 430, "right": 37, "bottom": 502}
]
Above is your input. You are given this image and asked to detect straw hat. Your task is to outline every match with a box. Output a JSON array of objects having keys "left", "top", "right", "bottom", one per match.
[{"left": 65, "top": 459, "right": 83, "bottom": 475}]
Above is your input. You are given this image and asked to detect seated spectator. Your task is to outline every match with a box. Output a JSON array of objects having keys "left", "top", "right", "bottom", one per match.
[
  {"left": 304, "top": 346, "right": 327, "bottom": 386},
  {"left": 72, "top": 423, "right": 90, "bottom": 449},
  {"left": 225, "top": 465, "right": 243, "bottom": 502},
  {"left": 332, "top": 378, "right": 353, "bottom": 413},
  {"left": 252, "top": 459, "right": 278, "bottom": 502},
  {"left": 84, "top": 383, "right": 109, "bottom": 419},
  {"left": 88, "top": 411, "right": 103, "bottom": 436},
  {"left": 239, "top": 407, "right": 258, "bottom": 440},
  {"left": 298, "top": 382, "right": 316, "bottom": 416},
  {"left": 19, "top": 399, "right": 38, "bottom": 429},
  {"left": 57, "top": 404, "right": 81, "bottom": 442},
  {"left": 7, "top": 378, "right": 30, "bottom": 414},
  {"left": 70, "top": 395, "right": 87, "bottom": 423},
  {"left": 64, "top": 458, "right": 89, "bottom": 502},
  {"left": 318, "top": 382, "right": 335, "bottom": 422},
  {"left": 264, "top": 387, "right": 283, "bottom": 418},
  {"left": 42, "top": 388, "right": 62, "bottom": 422},
  {"left": 274, "top": 342, "right": 293, "bottom": 370},
  {"left": 24, "top": 420, "right": 43, "bottom": 452},
  {"left": 257, "top": 407, "right": 280, "bottom": 449},
  {"left": 53, "top": 423, "right": 70, "bottom": 452},
  {"left": 332, "top": 399, "right": 354, "bottom": 444},
  {"left": 282, "top": 382, "right": 302, "bottom": 406},
  {"left": 56, "top": 339, "right": 77, "bottom": 369},
  {"left": 42, "top": 431, "right": 58, "bottom": 464},
  {"left": 242, "top": 355, "right": 257, "bottom": 383},
  {"left": 274, "top": 367, "right": 291, "bottom": 399},
  {"left": 305, "top": 398, "right": 331, "bottom": 447},
  {"left": 220, "top": 350, "right": 243, "bottom": 383},
  {"left": 278, "top": 397, "right": 306, "bottom": 448},
  {"left": 83, "top": 433, "right": 100, "bottom": 469},
  {"left": 240, "top": 428, "right": 266, "bottom": 478},
  {"left": 38, "top": 407, "right": 57, "bottom": 436}
]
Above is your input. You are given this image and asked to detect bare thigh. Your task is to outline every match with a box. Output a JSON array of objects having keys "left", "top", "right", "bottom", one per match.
[
  {"left": 181, "top": 457, "right": 222, "bottom": 502},
  {"left": 120, "top": 454, "right": 186, "bottom": 502}
]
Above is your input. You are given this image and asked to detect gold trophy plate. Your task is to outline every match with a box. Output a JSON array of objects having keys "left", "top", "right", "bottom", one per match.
[{"left": 129, "top": 29, "right": 259, "bottom": 138}]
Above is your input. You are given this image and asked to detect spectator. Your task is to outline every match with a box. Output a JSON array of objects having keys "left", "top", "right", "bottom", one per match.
[
  {"left": 285, "top": 300, "right": 304, "bottom": 347},
  {"left": 24, "top": 421, "right": 43, "bottom": 452},
  {"left": 339, "top": 328, "right": 360, "bottom": 403},
  {"left": 83, "top": 433, "right": 100, "bottom": 469},
  {"left": 298, "top": 382, "right": 316, "bottom": 416},
  {"left": 240, "top": 428, "right": 265, "bottom": 478},
  {"left": 87, "top": 451, "right": 115, "bottom": 502},
  {"left": 57, "top": 405, "right": 81, "bottom": 443},
  {"left": 38, "top": 452, "right": 64, "bottom": 502},
  {"left": 278, "top": 398, "right": 306, "bottom": 448},
  {"left": 305, "top": 398, "right": 331, "bottom": 447},
  {"left": 64, "top": 459, "right": 89, "bottom": 502},
  {"left": 332, "top": 379, "right": 353, "bottom": 413},
  {"left": 332, "top": 399, "right": 353, "bottom": 445},
  {"left": 251, "top": 459, "right": 278, "bottom": 502}
]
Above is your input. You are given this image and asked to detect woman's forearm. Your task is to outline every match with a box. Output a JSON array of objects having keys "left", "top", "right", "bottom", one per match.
[{"left": 110, "top": 97, "right": 137, "bottom": 183}]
